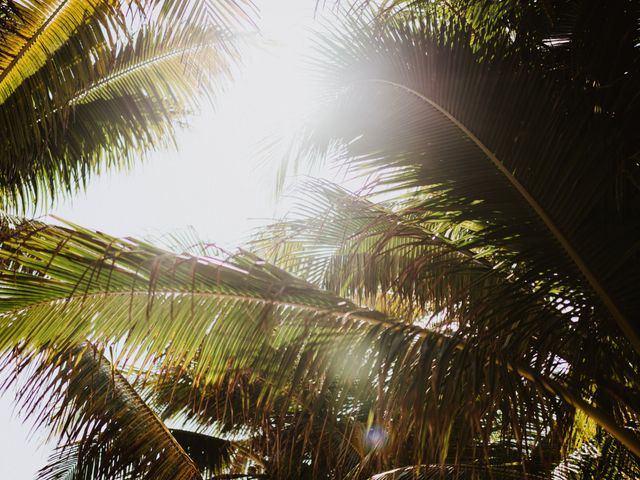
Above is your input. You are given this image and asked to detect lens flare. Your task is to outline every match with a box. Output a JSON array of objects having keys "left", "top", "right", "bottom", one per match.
[{"left": 364, "top": 425, "right": 388, "bottom": 450}]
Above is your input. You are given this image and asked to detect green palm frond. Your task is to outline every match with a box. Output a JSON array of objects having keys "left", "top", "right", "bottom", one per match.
[
  {"left": 0, "top": 219, "right": 387, "bottom": 388},
  {"left": 68, "top": 26, "right": 223, "bottom": 107},
  {"left": 0, "top": 0, "right": 254, "bottom": 210},
  {"left": 3, "top": 345, "right": 203, "bottom": 480},
  {"left": 253, "top": 179, "right": 564, "bottom": 326},
  {"left": 0, "top": 220, "right": 637, "bottom": 467},
  {"left": 0, "top": 0, "right": 253, "bottom": 107},
  {"left": 253, "top": 181, "right": 640, "bottom": 425},
  {"left": 0, "top": 0, "right": 123, "bottom": 105},
  {"left": 1, "top": 22, "right": 227, "bottom": 208},
  {"left": 252, "top": 2, "right": 640, "bottom": 472},
  {"left": 296, "top": 6, "right": 640, "bottom": 358}
]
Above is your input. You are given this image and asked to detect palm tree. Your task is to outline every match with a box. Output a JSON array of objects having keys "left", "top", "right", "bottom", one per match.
[{"left": 0, "top": 0, "right": 638, "bottom": 478}]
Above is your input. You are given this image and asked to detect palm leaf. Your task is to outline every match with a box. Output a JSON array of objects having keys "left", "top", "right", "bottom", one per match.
[
  {"left": 0, "top": 0, "right": 254, "bottom": 210},
  {"left": 0, "top": 21, "right": 229, "bottom": 209},
  {"left": 296, "top": 6, "right": 640, "bottom": 358},
  {"left": 253, "top": 180, "right": 640, "bottom": 427},
  {"left": 3, "top": 345, "right": 202, "bottom": 480},
  {"left": 0, "top": 0, "right": 253, "bottom": 107},
  {"left": 0, "top": 220, "right": 637, "bottom": 466},
  {"left": 0, "top": 0, "right": 125, "bottom": 105}
]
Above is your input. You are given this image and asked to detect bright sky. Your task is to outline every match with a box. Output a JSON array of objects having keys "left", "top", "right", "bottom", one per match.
[
  {"left": 0, "top": 1, "right": 348, "bottom": 477},
  {"left": 46, "top": 0, "right": 322, "bottom": 247}
]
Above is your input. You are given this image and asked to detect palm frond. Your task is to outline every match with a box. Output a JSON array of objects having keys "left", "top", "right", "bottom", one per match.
[
  {"left": 0, "top": 0, "right": 125, "bottom": 105},
  {"left": 0, "top": 0, "right": 253, "bottom": 107},
  {"left": 296, "top": 6, "right": 640, "bottom": 358},
  {"left": 0, "top": 0, "right": 255, "bottom": 210},
  {"left": 0, "top": 21, "right": 229, "bottom": 209},
  {"left": 0, "top": 221, "right": 637, "bottom": 467},
  {"left": 253, "top": 179, "right": 565, "bottom": 326},
  {"left": 3, "top": 345, "right": 202, "bottom": 480},
  {"left": 253, "top": 180, "right": 640, "bottom": 425},
  {"left": 37, "top": 428, "right": 235, "bottom": 480}
]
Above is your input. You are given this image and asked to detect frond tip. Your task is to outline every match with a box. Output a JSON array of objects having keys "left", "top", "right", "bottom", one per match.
[{"left": 5, "top": 345, "right": 202, "bottom": 480}]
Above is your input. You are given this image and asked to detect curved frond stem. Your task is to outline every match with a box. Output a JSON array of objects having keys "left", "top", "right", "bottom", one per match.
[
  {"left": 69, "top": 41, "right": 213, "bottom": 105},
  {"left": 10, "top": 289, "right": 388, "bottom": 325},
  {"left": 98, "top": 349, "right": 202, "bottom": 479},
  {"left": 510, "top": 361, "right": 640, "bottom": 458},
  {"left": 366, "top": 78, "right": 640, "bottom": 355}
]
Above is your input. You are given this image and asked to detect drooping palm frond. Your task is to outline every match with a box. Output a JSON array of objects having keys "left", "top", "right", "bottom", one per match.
[
  {"left": 1, "top": 22, "right": 229, "bottom": 209},
  {"left": 2, "top": 345, "right": 205, "bottom": 480},
  {"left": 297, "top": 4, "right": 640, "bottom": 358},
  {"left": 0, "top": 0, "right": 254, "bottom": 105},
  {"left": 36, "top": 428, "right": 235, "bottom": 480},
  {"left": 254, "top": 180, "right": 640, "bottom": 430},
  {"left": 0, "top": 0, "right": 126, "bottom": 105},
  {"left": 0, "top": 221, "right": 637, "bottom": 472},
  {"left": 250, "top": 2, "right": 640, "bottom": 472},
  {"left": 253, "top": 179, "right": 570, "bottom": 327},
  {"left": 0, "top": 0, "right": 254, "bottom": 210},
  {"left": 278, "top": 9, "right": 640, "bottom": 459},
  {"left": 0, "top": 219, "right": 379, "bottom": 381}
]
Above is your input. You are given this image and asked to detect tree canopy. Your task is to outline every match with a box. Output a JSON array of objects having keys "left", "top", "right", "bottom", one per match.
[{"left": 0, "top": 0, "right": 638, "bottom": 478}]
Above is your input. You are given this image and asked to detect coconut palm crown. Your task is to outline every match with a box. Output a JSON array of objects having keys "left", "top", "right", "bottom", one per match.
[{"left": 0, "top": 0, "right": 639, "bottom": 479}]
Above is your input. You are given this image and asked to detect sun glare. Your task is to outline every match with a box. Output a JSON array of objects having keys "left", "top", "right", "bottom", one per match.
[{"left": 45, "top": 0, "right": 323, "bottom": 248}]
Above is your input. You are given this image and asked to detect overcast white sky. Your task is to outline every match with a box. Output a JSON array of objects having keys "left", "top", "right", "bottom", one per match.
[{"left": 0, "top": 1, "right": 349, "bottom": 477}]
